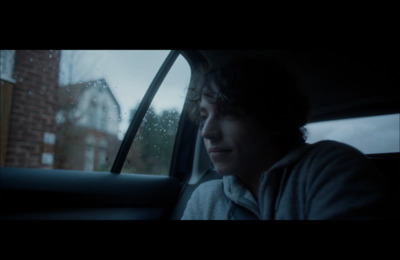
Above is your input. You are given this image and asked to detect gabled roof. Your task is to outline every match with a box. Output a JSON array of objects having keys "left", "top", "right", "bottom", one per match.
[{"left": 59, "top": 79, "right": 121, "bottom": 117}]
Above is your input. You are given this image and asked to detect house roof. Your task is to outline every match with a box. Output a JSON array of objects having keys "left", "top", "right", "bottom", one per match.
[{"left": 59, "top": 79, "right": 121, "bottom": 117}]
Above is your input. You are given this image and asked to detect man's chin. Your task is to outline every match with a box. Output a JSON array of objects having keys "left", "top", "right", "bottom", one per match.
[{"left": 213, "top": 165, "right": 235, "bottom": 176}]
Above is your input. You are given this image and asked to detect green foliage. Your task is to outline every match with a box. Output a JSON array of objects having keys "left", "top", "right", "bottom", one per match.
[{"left": 122, "top": 106, "right": 181, "bottom": 175}]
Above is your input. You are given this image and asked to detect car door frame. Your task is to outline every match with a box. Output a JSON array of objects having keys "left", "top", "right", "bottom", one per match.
[{"left": 0, "top": 50, "right": 194, "bottom": 220}]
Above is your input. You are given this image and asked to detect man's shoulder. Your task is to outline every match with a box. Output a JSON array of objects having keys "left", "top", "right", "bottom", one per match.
[
  {"left": 194, "top": 179, "right": 223, "bottom": 193},
  {"left": 182, "top": 179, "right": 226, "bottom": 220},
  {"left": 307, "top": 140, "right": 367, "bottom": 158},
  {"left": 298, "top": 140, "right": 379, "bottom": 184},
  {"left": 291, "top": 140, "right": 375, "bottom": 181},
  {"left": 188, "top": 179, "right": 225, "bottom": 206},
  {"left": 310, "top": 139, "right": 358, "bottom": 150}
]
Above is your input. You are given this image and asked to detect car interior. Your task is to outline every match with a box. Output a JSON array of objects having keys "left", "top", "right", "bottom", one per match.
[{"left": 0, "top": 49, "right": 399, "bottom": 220}]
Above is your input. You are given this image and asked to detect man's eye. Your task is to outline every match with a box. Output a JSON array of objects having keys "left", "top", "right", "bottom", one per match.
[
  {"left": 199, "top": 115, "right": 207, "bottom": 127},
  {"left": 221, "top": 110, "right": 240, "bottom": 120}
]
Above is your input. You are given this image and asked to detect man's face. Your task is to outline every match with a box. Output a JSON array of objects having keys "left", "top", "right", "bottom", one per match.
[{"left": 199, "top": 95, "right": 274, "bottom": 177}]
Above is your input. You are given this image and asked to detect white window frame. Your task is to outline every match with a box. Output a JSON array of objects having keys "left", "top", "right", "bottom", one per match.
[{"left": 0, "top": 50, "right": 16, "bottom": 83}]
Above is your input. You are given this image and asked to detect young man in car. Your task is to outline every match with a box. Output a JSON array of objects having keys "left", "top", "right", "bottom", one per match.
[{"left": 181, "top": 54, "right": 396, "bottom": 220}]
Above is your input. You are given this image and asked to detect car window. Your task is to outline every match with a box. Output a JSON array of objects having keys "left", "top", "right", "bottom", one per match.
[
  {"left": 121, "top": 55, "right": 191, "bottom": 175},
  {"left": 305, "top": 113, "right": 400, "bottom": 154},
  {"left": 0, "top": 50, "right": 191, "bottom": 174}
]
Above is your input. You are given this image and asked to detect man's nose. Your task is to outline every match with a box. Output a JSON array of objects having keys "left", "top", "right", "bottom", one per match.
[{"left": 201, "top": 117, "right": 221, "bottom": 141}]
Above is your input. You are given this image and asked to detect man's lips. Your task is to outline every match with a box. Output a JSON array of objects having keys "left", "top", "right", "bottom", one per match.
[
  {"left": 208, "top": 147, "right": 231, "bottom": 153},
  {"left": 208, "top": 147, "right": 232, "bottom": 159}
]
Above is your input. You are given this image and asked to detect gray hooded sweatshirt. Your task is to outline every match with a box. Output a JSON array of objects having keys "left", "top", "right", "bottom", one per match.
[{"left": 181, "top": 140, "right": 395, "bottom": 220}]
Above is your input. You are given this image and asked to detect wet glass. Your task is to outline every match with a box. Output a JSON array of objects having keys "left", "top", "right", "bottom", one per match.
[{"left": 1, "top": 50, "right": 191, "bottom": 174}]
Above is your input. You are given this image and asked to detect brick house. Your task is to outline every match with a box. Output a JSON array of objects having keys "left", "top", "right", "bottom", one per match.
[
  {"left": 1, "top": 50, "right": 121, "bottom": 171},
  {"left": 54, "top": 79, "right": 121, "bottom": 171},
  {"left": 1, "top": 50, "right": 60, "bottom": 168}
]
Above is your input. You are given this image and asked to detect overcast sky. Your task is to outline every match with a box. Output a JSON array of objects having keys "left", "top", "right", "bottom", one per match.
[{"left": 58, "top": 50, "right": 399, "bottom": 154}]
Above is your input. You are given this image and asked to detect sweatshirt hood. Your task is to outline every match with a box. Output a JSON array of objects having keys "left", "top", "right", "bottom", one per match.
[{"left": 263, "top": 142, "right": 312, "bottom": 173}]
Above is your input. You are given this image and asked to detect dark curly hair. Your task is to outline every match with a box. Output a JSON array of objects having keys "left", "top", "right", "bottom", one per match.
[{"left": 186, "top": 54, "right": 311, "bottom": 144}]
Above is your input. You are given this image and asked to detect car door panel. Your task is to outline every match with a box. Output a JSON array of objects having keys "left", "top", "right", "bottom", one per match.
[{"left": 0, "top": 167, "right": 180, "bottom": 220}]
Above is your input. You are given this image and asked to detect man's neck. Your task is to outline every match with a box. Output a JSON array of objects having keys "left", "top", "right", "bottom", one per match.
[{"left": 236, "top": 142, "right": 295, "bottom": 200}]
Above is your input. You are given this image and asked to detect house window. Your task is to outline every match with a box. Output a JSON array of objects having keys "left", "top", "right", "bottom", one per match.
[
  {"left": 100, "top": 102, "right": 108, "bottom": 132},
  {"left": 88, "top": 99, "right": 98, "bottom": 130},
  {"left": 0, "top": 50, "right": 16, "bottom": 83},
  {"left": 84, "top": 136, "right": 96, "bottom": 171},
  {"left": 97, "top": 139, "right": 108, "bottom": 169}
]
